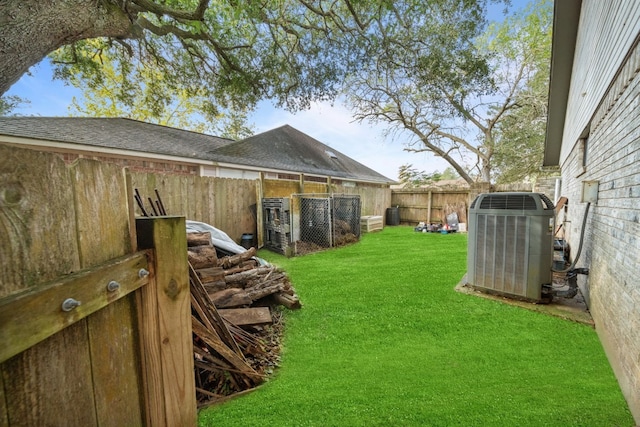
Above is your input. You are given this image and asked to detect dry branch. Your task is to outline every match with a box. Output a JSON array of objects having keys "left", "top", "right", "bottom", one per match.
[{"left": 217, "top": 247, "right": 256, "bottom": 269}]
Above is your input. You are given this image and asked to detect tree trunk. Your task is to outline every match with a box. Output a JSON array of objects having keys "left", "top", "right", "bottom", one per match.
[
  {"left": 480, "top": 159, "right": 492, "bottom": 184},
  {"left": 0, "top": 0, "right": 134, "bottom": 95}
]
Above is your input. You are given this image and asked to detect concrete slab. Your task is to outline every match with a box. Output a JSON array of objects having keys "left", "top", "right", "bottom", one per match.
[{"left": 455, "top": 275, "right": 594, "bottom": 327}]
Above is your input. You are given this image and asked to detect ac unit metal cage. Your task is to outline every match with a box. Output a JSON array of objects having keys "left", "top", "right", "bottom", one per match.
[{"left": 466, "top": 192, "right": 555, "bottom": 301}]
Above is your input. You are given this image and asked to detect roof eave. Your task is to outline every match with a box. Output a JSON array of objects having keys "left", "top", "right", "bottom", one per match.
[{"left": 543, "top": 0, "right": 582, "bottom": 167}]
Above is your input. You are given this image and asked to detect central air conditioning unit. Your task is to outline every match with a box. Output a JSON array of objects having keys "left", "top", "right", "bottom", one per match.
[{"left": 467, "top": 192, "right": 555, "bottom": 302}]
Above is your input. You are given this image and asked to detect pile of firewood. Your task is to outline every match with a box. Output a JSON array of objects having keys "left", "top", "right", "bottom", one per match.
[{"left": 187, "top": 232, "right": 301, "bottom": 407}]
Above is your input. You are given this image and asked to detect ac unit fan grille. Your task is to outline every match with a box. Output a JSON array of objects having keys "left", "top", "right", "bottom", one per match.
[
  {"left": 479, "top": 194, "right": 538, "bottom": 210},
  {"left": 474, "top": 214, "right": 528, "bottom": 297}
]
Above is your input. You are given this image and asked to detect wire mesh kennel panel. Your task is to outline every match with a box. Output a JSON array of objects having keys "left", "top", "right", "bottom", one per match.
[
  {"left": 331, "top": 195, "right": 361, "bottom": 243},
  {"left": 299, "top": 196, "right": 332, "bottom": 248}
]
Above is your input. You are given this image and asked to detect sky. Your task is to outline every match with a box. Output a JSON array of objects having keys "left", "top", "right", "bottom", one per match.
[
  {"left": 4, "top": 61, "right": 446, "bottom": 181},
  {"left": 3, "top": 1, "right": 529, "bottom": 182}
]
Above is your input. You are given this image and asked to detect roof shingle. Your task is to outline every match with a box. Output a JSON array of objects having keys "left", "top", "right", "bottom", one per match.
[{"left": 0, "top": 117, "right": 393, "bottom": 184}]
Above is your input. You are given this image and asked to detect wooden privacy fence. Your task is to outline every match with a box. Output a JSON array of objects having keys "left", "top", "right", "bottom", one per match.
[
  {"left": 0, "top": 145, "right": 196, "bottom": 426},
  {"left": 390, "top": 188, "right": 471, "bottom": 225},
  {"left": 130, "top": 171, "right": 258, "bottom": 244},
  {"left": 389, "top": 180, "right": 558, "bottom": 227}
]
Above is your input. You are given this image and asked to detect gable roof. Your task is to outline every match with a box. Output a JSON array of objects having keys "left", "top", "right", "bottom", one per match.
[
  {"left": 212, "top": 125, "right": 393, "bottom": 183},
  {"left": 0, "top": 117, "right": 235, "bottom": 159},
  {"left": 0, "top": 117, "right": 394, "bottom": 184}
]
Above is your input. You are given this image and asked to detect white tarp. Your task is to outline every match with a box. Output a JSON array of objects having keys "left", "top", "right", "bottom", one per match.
[{"left": 186, "top": 220, "right": 247, "bottom": 255}]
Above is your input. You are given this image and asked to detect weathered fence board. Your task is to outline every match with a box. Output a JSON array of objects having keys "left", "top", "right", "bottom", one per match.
[
  {"left": 1, "top": 146, "right": 152, "bottom": 426},
  {"left": 74, "top": 159, "right": 145, "bottom": 426},
  {"left": 3, "top": 321, "right": 98, "bottom": 426},
  {"left": 262, "top": 178, "right": 301, "bottom": 198},
  {"left": 72, "top": 160, "right": 132, "bottom": 264},
  {"left": 0, "top": 147, "right": 91, "bottom": 425},
  {"left": 213, "top": 177, "right": 257, "bottom": 241},
  {"left": 260, "top": 179, "right": 391, "bottom": 217},
  {"left": 0, "top": 252, "right": 148, "bottom": 363},
  {"left": 136, "top": 217, "right": 197, "bottom": 427},
  {"left": 0, "top": 146, "right": 80, "bottom": 298},
  {"left": 135, "top": 258, "right": 166, "bottom": 427},
  {"left": 130, "top": 172, "right": 257, "bottom": 244},
  {"left": 88, "top": 295, "right": 144, "bottom": 427},
  {"left": 333, "top": 183, "right": 391, "bottom": 216},
  {"left": 0, "top": 377, "right": 6, "bottom": 427}
]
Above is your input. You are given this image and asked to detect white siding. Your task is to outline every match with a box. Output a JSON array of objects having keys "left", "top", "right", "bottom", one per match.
[
  {"left": 200, "top": 165, "right": 260, "bottom": 179},
  {"left": 560, "top": 0, "right": 640, "bottom": 164}
]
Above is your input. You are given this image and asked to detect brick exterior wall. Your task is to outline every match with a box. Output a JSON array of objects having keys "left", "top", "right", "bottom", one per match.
[
  {"left": 59, "top": 152, "right": 199, "bottom": 176},
  {"left": 559, "top": 44, "right": 640, "bottom": 420},
  {"left": 533, "top": 177, "right": 560, "bottom": 200}
]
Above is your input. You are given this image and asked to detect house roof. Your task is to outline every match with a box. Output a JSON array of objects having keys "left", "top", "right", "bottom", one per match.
[
  {"left": 212, "top": 125, "right": 394, "bottom": 183},
  {"left": 0, "top": 117, "right": 394, "bottom": 184},
  {"left": 0, "top": 117, "right": 235, "bottom": 159},
  {"left": 543, "top": 0, "right": 582, "bottom": 167}
]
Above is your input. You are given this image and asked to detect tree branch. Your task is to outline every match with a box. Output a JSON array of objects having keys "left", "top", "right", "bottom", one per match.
[
  {"left": 441, "top": 88, "right": 487, "bottom": 133},
  {"left": 130, "top": 0, "right": 210, "bottom": 22}
]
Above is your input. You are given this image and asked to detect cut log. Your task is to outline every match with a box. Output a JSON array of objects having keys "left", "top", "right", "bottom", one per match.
[
  {"left": 217, "top": 247, "right": 256, "bottom": 269},
  {"left": 218, "top": 308, "right": 272, "bottom": 326},
  {"left": 209, "top": 288, "right": 251, "bottom": 308},
  {"left": 187, "top": 232, "right": 211, "bottom": 247},
  {"left": 197, "top": 267, "right": 225, "bottom": 284},
  {"left": 203, "top": 280, "right": 228, "bottom": 293},
  {"left": 245, "top": 282, "right": 285, "bottom": 302},
  {"left": 222, "top": 263, "right": 257, "bottom": 277},
  {"left": 188, "top": 245, "right": 218, "bottom": 269},
  {"left": 272, "top": 292, "right": 302, "bottom": 310},
  {"left": 224, "top": 266, "right": 276, "bottom": 286}
]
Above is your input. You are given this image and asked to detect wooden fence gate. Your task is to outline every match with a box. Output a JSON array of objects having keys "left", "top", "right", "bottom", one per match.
[{"left": 0, "top": 145, "right": 196, "bottom": 426}]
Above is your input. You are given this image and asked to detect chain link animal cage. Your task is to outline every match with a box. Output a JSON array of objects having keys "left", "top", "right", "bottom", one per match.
[{"left": 263, "top": 194, "right": 361, "bottom": 256}]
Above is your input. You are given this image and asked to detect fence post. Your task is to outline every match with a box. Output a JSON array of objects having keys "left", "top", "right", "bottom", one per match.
[
  {"left": 136, "top": 216, "right": 196, "bottom": 427},
  {"left": 469, "top": 182, "right": 492, "bottom": 207}
]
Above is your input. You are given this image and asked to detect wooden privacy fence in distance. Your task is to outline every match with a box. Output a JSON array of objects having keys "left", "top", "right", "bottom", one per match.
[
  {"left": 390, "top": 188, "right": 471, "bottom": 225},
  {"left": 0, "top": 145, "right": 196, "bottom": 426}
]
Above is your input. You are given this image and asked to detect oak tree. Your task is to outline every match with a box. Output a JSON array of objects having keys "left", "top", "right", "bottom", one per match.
[
  {"left": 0, "top": 0, "right": 361, "bottom": 108},
  {"left": 347, "top": 0, "right": 552, "bottom": 184}
]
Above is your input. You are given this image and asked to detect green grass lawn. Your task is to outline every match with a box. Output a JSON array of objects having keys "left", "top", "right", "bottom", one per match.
[{"left": 198, "top": 226, "right": 633, "bottom": 426}]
